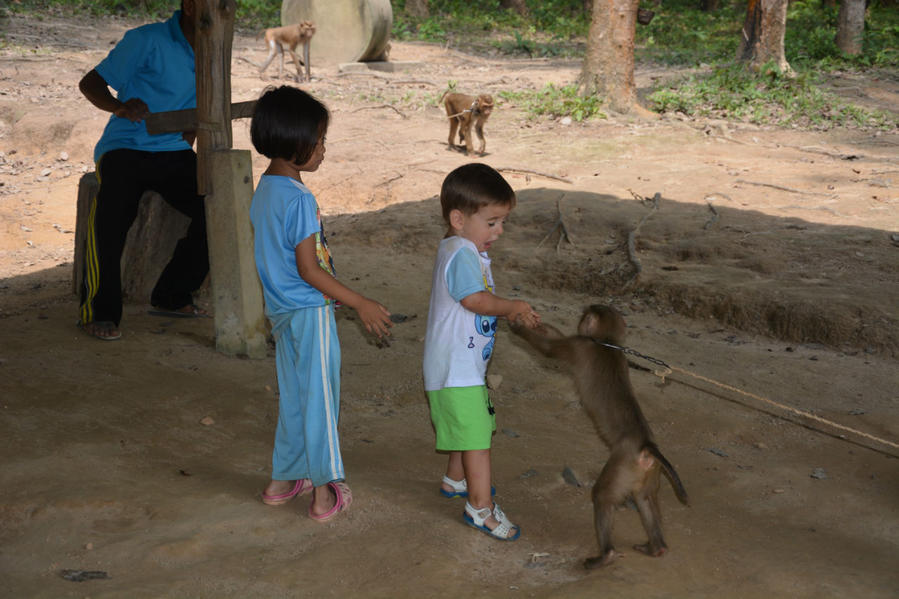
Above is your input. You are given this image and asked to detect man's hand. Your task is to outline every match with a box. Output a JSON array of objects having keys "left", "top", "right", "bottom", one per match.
[{"left": 114, "top": 98, "right": 150, "bottom": 122}]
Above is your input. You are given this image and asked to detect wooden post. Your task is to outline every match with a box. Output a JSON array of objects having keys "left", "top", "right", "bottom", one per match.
[
  {"left": 206, "top": 149, "right": 267, "bottom": 358},
  {"left": 194, "top": 0, "right": 236, "bottom": 195},
  {"left": 192, "top": 0, "right": 267, "bottom": 357}
]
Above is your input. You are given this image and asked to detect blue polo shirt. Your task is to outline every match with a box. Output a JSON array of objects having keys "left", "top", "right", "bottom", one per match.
[{"left": 93, "top": 10, "right": 196, "bottom": 161}]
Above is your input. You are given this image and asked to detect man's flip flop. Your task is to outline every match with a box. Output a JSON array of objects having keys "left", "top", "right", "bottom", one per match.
[
  {"left": 78, "top": 320, "right": 122, "bottom": 341},
  {"left": 440, "top": 476, "right": 496, "bottom": 499},
  {"left": 148, "top": 304, "right": 210, "bottom": 318},
  {"left": 308, "top": 481, "right": 352, "bottom": 522},
  {"left": 261, "top": 478, "right": 312, "bottom": 506}
]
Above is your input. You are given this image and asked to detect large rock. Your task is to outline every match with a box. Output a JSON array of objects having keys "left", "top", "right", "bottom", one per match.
[{"left": 281, "top": 0, "right": 392, "bottom": 63}]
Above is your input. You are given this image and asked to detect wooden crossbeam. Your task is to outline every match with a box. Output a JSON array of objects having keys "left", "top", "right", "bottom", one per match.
[{"left": 145, "top": 100, "right": 256, "bottom": 135}]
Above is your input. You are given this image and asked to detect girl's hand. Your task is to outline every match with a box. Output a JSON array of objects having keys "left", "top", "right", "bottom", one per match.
[{"left": 354, "top": 298, "right": 393, "bottom": 338}]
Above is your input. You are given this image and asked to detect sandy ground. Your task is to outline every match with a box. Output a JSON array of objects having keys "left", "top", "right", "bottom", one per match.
[{"left": 1, "top": 13, "right": 898, "bottom": 599}]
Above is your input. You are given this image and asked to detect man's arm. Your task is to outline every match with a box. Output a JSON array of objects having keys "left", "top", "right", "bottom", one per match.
[{"left": 79, "top": 69, "right": 149, "bottom": 122}]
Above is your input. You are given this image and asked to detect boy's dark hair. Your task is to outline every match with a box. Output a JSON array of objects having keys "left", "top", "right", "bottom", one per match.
[
  {"left": 250, "top": 86, "right": 329, "bottom": 166},
  {"left": 440, "top": 163, "right": 516, "bottom": 223}
]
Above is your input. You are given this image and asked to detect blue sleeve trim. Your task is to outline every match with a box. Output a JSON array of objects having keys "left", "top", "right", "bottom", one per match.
[{"left": 447, "top": 247, "right": 484, "bottom": 302}]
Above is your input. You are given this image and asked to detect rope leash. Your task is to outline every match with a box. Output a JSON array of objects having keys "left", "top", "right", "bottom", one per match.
[
  {"left": 446, "top": 100, "right": 479, "bottom": 120},
  {"left": 599, "top": 342, "right": 899, "bottom": 453}
]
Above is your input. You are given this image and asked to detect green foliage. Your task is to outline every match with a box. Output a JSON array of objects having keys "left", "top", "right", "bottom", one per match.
[
  {"left": 634, "top": 1, "right": 744, "bottom": 66},
  {"left": 1, "top": 0, "right": 283, "bottom": 30},
  {"left": 392, "top": 0, "right": 589, "bottom": 54},
  {"left": 499, "top": 83, "right": 606, "bottom": 122},
  {"left": 649, "top": 63, "right": 897, "bottom": 130},
  {"left": 786, "top": 0, "right": 899, "bottom": 68}
]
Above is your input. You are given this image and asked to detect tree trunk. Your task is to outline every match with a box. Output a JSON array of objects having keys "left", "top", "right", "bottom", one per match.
[
  {"left": 737, "top": 0, "right": 792, "bottom": 74},
  {"left": 701, "top": 0, "right": 719, "bottom": 11},
  {"left": 835, "top": 0, "right": 865, "bottom": 55},
  {"left": 500, "top": 0, "right": 529, "bottom": 17},
  {"left": 405, "top": 0, "right": 429, "bottom": 19},
  {"left": 579, "top": 0, "right": 642, "bottom": 114}
]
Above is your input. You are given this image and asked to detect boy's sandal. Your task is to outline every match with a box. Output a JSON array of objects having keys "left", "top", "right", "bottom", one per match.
[
  {"left": 439, "top": 476, "right": 496, "bottom": 499},
  {"left": 492, "top": 502, "right": 513, "bottom": 527},
  {"left": 261, "top": 478, "right": 313, "bottom": 505},
  {"left": 463, "top": 501, "right": 521, "bottom": 541},
  {"left": 308, "top": 481, "right": 352, "bottom": 522}
]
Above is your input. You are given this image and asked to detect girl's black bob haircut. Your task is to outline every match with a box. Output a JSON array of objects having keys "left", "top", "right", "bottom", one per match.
[
  {"left": 250, "top": 86, "right": 329, "bottom": 166},
  {"left": 440, "top": 162, "right": 516, "bottom": 223}
]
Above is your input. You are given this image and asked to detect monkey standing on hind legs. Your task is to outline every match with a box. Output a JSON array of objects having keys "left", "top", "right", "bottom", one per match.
[
  {"left": 259, "top": 21, "right": 316, "bottom": 82},
  {"left": 510, "top": 305, "right": 689, "bottom": 569},
  {"left": 442, "top": 92, "right": 494, "bottom": 156}
]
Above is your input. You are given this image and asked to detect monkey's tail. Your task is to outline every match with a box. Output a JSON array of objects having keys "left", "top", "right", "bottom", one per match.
[{"left": 646, "top": 443, "right": 689, "bottom": 506}]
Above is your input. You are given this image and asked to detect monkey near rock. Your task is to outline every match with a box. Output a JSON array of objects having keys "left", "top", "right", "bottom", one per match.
[
  {"left": 259, "top": 21, "right": 316, "bottom": 82},
  {"left": 511, "top": 305, "right": 688, "bottom": 569}
]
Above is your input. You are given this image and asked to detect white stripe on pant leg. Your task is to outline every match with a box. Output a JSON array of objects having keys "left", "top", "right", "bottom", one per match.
[{"left": 318, "top": 305, "right": 339, "bottom": 481}]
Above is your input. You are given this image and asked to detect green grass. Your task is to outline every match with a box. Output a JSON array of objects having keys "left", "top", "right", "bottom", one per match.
[
  {"left": 649, "top": 62, "right": 897, "bottom": 130},
  {"left": 499, "top": 83, "right": 606, "bottom": 122}
]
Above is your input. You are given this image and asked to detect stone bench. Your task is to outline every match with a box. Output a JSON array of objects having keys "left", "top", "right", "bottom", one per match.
[{"left": 73, "top": 171, "right": 190, "bottom": 303}]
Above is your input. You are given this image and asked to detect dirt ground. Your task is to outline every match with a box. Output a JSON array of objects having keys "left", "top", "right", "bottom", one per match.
[{"left": 1, "top": 13, "right": 898, "bottom": 599}]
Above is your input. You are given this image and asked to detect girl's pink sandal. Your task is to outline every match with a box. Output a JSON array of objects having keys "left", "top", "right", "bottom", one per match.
[
  {"left": 261, "top": 478, "right": 313, "bottom": 506},
  {"left": 308, "top": 482, "right": 352, "bottom": 522}
]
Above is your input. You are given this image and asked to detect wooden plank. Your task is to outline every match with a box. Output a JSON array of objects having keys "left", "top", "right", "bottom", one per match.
[
  {"left": 195, "top": 0, "right": 236, "bottom": 195},
  {"left": 145, "top": 100, "right": 255, "bottom": 135}
]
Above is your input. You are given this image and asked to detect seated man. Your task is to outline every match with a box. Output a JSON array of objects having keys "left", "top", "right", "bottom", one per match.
[{"left": 78, "top": 0, "right": 208, "bottom": 340}]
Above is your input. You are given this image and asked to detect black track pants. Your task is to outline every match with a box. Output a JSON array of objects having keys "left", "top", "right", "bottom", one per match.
[{"left": 79, "top": 149, "right": 209, "bottom": 326}]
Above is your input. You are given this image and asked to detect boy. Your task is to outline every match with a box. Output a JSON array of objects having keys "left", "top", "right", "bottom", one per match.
[{"left": 422, "top": 163, "right": 540, "bottom": 541}]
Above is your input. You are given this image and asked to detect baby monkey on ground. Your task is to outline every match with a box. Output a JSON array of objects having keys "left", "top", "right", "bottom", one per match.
[
  {"left": 510, "top": 305, "right": 688, "bottom": 569},
  {"left": 259, "top": 21, "right": 315, "bottom": 82},
  {"left": 443, "top": 92, "right": 494, "bottom": 156}
]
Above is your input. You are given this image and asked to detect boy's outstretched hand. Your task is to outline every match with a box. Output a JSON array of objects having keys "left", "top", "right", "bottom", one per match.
[
  {"left": 355, "top": 297, "right": 393, "bottom": 338},
  {"left": 508, "top": 300, "right": 540, "bottom": 329}
]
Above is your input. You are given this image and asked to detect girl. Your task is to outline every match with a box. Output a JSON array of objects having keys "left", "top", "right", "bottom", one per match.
[{"left": 249, "top": 86, "right": 392, "bottom": 521}]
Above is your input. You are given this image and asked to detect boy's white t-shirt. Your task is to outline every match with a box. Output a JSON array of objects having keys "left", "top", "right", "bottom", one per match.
[{"left": 423, "top": 236, "right": 498, "bottom": 392}]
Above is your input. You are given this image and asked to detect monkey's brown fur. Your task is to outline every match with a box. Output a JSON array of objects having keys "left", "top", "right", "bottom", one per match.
[
  {"left": 443, "top": 92, "right": 494, "bottom": 156},
  {"left": 260, "top": 21, "right": 316, "bottom": 82},
  {"left": 511, "top": 305, "right": 688, "bottom": 569}
]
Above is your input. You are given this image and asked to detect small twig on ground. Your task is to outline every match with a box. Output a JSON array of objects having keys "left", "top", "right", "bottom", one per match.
[
  {"left": 703, "top": 193, "right": 729, "bottom": 230},
  {"left": 375, "top": 173, "right": 404, "bottom": 188},
  {"left": 623, "top": 192, "right": 661, "bottom": 287},
  {"left": 337, "top": 71, "right": 393, "bottom": 81},
  {"left": 351, "top": 104, "right": 408, "bottom": 119},
  {"left": 704, "top": 201, "right": 719, "bottom": 230},
  {"left": 537, "top": 195, "right": 576, "bottom": 251},
  {"left": 390, "top": 79, "right": 441, "bottom": 87},
  {"left": 735, "top": 179, "right": 835, "bottom": 198},
  {"left": 236, "top": 55, "right": 261, "bottom": 68},
  {"left": 704, "top": 192, "right": 733, "bottom": 203},
  {"left": 496, "top": 167, "right": 572, "bottom": 184}
]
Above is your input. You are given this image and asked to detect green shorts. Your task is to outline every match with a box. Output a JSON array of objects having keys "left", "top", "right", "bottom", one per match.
[{"left": 427, "top": 385, "right": 496, "bottom": 451}]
